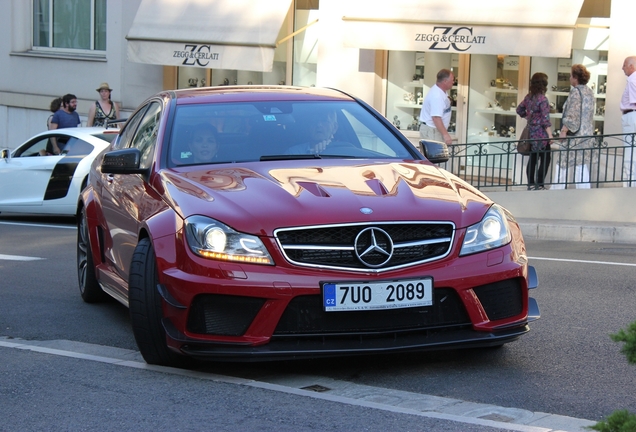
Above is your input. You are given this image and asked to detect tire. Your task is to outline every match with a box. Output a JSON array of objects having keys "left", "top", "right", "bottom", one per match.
[
  {"left": 77, "top": 207, "right": 108, "bottom": 303},
  {"left": 128, "top": 238, "right": 189, "bottom": 367}
]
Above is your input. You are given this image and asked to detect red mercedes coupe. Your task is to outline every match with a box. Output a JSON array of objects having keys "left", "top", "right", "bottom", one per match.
[{"left": 77, "top": 86, "right": 539, "bottom": 366}]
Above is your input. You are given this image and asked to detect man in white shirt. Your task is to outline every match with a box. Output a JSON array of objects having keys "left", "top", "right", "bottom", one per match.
[
  {"left": 621, "top": 56, "right": 636, "bottom": 187},
  {"left": 419, "top": 69, "right": 454, "bottom": 145}
]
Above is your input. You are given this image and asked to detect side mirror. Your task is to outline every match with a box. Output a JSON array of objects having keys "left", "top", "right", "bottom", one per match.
[
  {"left": 1, "top": 148, "right": 9, "bottom": 160},
  {"left": 419, "top": 139, "right": 449, "bottom": 164},
  {"left": 101, "top": 148, "right": 146, "bottom": 175}
]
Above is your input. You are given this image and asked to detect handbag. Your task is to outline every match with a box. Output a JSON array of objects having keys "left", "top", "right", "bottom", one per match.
[
  {"left": 517, "top": 126, "right": 531, "bottom": 155},
  {"left": 562, "top": 86, "right": 583, "bottom": 136}
]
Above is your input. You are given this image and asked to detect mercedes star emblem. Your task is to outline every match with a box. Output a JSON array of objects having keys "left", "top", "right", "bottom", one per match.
[{"left": 354, "top": 227, "right": 394, "bottom": 268}]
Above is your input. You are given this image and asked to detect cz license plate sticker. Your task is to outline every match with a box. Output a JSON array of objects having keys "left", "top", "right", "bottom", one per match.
[{"left": 322, "top": 278, "right": 433, "bottom": 312}]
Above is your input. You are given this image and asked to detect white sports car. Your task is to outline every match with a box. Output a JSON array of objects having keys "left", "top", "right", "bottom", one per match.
[{"left": 0, "top": 127, "right": 118, "bottom": 216}]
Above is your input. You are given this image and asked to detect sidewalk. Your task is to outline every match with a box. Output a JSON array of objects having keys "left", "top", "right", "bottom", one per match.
[{"left": 517, "top": 218, "right": 636, "bottom": 244}]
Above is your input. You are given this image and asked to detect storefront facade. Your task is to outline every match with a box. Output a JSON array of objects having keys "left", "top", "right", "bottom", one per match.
[{"left": 0, "top": 0, "right": 630, "bottom": 150}]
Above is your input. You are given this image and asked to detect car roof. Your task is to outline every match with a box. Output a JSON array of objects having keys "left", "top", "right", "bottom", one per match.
[
  {"left": 169, "top": 86, "right": 356, "bottom": 105},
  {"left": 36, "top": 127, "right": 117, "bottom": 139},
  {"left": 18, "top": 127, "right": 118, "bottom": 148}
]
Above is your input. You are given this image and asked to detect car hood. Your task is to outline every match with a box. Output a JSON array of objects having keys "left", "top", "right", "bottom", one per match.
[{"left": 160, "top": 160, "right": 494, "bottom": 235}]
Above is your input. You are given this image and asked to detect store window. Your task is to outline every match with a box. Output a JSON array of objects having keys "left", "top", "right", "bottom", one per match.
[
  {"left": 33, "top": 0, "right": 106, "bottom": 52},
  {"left": 466, "top": 55, "right": 521, "bottom": 144},
  {"left": 530, "top": 50, "right": 606, "bottom": 135},
  {"left": 386, "top": 52, "right": 460, "bottom": 145}
]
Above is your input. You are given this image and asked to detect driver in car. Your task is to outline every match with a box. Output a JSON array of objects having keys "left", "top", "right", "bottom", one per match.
[
  {"left": 188, "top": 123, "right": 219, "bottom": 164},
  {"left": 286, "top": 109, "right": 338, "bottom": 155}
]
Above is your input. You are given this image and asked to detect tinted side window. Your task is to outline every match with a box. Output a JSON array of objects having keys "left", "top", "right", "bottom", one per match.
[
  {"left": 113, "top": 105, "right": 148, "bottom": 150},
  {"left": 15, "top": 135, "right": 74, "bottom": 157},
  {"left": 66, "top": 139, "right": 93, "bottom": 156},
  {"left": 15, "top": 137, "right": 50, "bottom": 157},
  {"left": 129, "top": 102, "right": 162, "bottom": 170}
]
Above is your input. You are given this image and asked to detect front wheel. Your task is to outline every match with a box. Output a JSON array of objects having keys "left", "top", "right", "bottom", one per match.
[
  {"left": 77, "top": 207, "right": 108, "bottom": 303},
  {"left": 128, "top": 238, "right": 189, "bottom": 367}
]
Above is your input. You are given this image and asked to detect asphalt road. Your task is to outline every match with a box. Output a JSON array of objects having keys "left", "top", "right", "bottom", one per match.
[{"left": 1, "top": 216, "right": 635, "bottom": 431}]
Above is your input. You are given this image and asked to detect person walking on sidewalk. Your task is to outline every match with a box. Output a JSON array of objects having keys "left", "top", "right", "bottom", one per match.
[
  {"left": 516, "top": 72, "right": 553, "bottom": 190},
  {"left": 419, "top": 69, "right": 454, "bottom": 145},
  {"left": 621, "top": 56, "right": 636, "bottom": 187}
]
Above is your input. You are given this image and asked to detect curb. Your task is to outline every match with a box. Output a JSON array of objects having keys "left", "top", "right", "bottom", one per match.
[{"left": 518, "top": 220, "right": 636, "bottom": 244}]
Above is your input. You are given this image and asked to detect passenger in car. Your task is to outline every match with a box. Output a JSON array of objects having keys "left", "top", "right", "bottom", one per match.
[
  {"left": 286, "top": 109, "right": 338, "bottom": 155},
  {"left": 188, "top": 123, "right": 219, "bottom": 164},
  {"left": 39, "top": 137, "right": 70, "bottom": 157}
]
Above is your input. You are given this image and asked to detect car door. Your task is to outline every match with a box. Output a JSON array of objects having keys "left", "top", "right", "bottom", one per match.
[
  {"left": 0, "top": 135, "right": 64, "bottom": 208},
  {"left": 100, "top": 101, "right": 163, "bottom": 286}
]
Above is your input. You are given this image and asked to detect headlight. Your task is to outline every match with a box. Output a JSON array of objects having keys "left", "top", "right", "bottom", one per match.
[
  {"left": 184, "top": 216, "right": 273, "bottom": 265},
  {"left": 460, "top": 205, "right": 512, "bottom": 256}
]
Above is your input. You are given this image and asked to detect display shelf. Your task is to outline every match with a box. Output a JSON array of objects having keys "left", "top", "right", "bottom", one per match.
[
  {"left": 547, "top": 91, "right": 570, "bottom": 97},
  {"left": 546, "top": 91, "right": 605, "bottom": 99},
  {"left": 475, "top": 108, "right": 518, "bottom": 116},
  {"left": 476, "top": 109, "right": 604, "bottom": 122},
  {"left": 395, "top": 104, "right": 457, "bottom": 111},
  {"left": 486, "top": 87, "right": 517, "bottom": 94},
  {"left": 403, "top": 81, "right": 423, "bottom": 88},
  {"left": 395, "top": 103, "right": 421, "bottom": 109}
]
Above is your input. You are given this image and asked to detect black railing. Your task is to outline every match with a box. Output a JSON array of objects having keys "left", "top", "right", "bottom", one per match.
[{"left": 437, "top": 132, "right": 636, "bottom": 191}]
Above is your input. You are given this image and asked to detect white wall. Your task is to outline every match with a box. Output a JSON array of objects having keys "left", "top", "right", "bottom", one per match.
[
  {"left": 0, "top": 0, "right": 163, "bottom": 149},
  {"left": 315, "top": 0, "right": 377, "bottom": 103},
  {"left": 489, "top": 187, "right": 636, "bottom": 224}
]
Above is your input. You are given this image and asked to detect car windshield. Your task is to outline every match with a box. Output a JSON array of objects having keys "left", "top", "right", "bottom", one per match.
[{"left": 168, "top": 101, "right": 415, "bottom": 166}]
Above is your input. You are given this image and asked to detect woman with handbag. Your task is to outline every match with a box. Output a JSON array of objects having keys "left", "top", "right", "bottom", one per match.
[
  {"left": 516, "top": 72, "right": 553, "bottom": 190},
  {"left": 554, "top": 64, "right": 595, "bottom": 189}
]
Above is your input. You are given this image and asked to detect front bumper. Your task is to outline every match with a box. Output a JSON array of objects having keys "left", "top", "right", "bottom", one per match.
[
  {"left": 168, "top": 319, "right": 530, "bottom": 362},
  {"left": 153, "top": 228, "right": 539, "bottom": 361}
]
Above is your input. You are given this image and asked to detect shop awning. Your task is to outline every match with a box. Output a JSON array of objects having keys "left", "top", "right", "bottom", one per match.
[
  {"left": 126, "top": 0, "right": 292, "bottom": 72},
  {"left": 341, "top": 0, "right": 585, "bottom": 58}
]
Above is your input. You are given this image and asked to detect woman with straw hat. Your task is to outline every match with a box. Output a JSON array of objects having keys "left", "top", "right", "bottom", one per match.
[{"left": 87, "top": 82, "right": 120, "bottom": 127}]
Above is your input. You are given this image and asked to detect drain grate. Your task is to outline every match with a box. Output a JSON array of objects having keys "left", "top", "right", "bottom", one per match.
[
  {"left": 479, "top": 413, "right": 514, "bottom": 422},
  {"left": 301, "top": 384, "right": 331, "bottom": 393}
]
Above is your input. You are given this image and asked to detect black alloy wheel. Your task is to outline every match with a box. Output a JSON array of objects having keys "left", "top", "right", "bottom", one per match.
[{"left": 77, "top": 207, "right": 108, "bottom": 303}]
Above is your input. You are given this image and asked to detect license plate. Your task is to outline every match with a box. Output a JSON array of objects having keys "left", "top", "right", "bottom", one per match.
[{"left": 322, "top": 278, "right": 433, "bottom": 312}]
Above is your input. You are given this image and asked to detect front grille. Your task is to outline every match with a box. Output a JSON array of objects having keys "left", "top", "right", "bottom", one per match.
[
  {"left": 473, "top": 279, "right": 523, "bottom": 321},
  {"left": 275, "top": 222, "right": 454, "bottom": 272},
  {"left": 187, "top": 294, "right": 266, "bottom": 336},
  {"left": 273, "top": 288, "right": 469, "bottom": 336}
]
